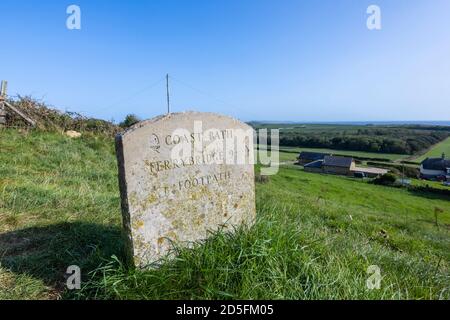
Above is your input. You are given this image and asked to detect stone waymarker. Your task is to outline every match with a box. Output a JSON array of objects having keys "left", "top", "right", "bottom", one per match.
[{"left": 116, "top": 112, "right": 256, "bottom": 267}]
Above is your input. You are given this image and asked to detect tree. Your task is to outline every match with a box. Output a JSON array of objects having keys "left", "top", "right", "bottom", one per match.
[{"left": 120, "top": 114, "right": 141, "bottom": 128}]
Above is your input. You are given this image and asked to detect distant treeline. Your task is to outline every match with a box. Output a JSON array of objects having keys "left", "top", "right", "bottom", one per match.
[{"left": 277, "top": 127, "right": 450, "bottom": 155}]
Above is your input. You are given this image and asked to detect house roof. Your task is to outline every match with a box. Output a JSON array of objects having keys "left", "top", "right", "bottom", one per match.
[
  {"left": 352, "top": 166, "right": 389, "bottom": 175},
  {"left": 304, "top": 159, "right": 324, "bottom": 168},
  {"left": 298, "top": 151, "right": 330, "bottom": 161},
  {"left": 421, "top": 157, "right": 450, "bottom": 171},
  {"left": 323, "top": 155, "right": 354, "bottom": 168}
]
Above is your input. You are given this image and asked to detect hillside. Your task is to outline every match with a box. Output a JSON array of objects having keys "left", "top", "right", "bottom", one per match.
[
  {"left": 412, "top": 137, "right": 450, "bottom": 163},
  {"left": 251, "top": 123, "right": 450, "bottom": 156},
  {"left": 0, "top": 129, "right": 449, "bottom": 300}
]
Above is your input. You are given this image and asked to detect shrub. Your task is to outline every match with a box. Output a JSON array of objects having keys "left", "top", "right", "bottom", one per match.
[
  {"left": 410, "top": 185, "right": 450, "bottom": 197},
  {"left": 4, "top": 96, "right": 120, "bottom": 135},
  {"left": 120, "top": 114, "right": 141, "bottom": 128},
  {"left": 373, "top": 173, "right": 398, "bottom": 186}
]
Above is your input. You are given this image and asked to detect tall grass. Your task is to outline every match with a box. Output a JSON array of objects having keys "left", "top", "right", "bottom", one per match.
[
  {"left": 73, "top": 198, "right": 449, "bottom": 300},
  {"left": 1, "top": 129, "right": 449, "bottom": 300}
]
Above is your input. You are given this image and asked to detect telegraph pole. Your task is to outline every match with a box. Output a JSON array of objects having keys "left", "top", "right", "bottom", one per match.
[{"left": 166, "top": 74, "right": 170, "bottom": 114}]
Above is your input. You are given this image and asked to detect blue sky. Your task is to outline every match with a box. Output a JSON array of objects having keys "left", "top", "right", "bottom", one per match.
[{"left": 1, "top": 0, "right": 449, "bottom": 122}]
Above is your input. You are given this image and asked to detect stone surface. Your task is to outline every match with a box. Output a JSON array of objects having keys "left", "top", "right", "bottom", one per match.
[
  {"left": 65, "top": 130, "right": 82, "bottom": 138},
  {"left": 116, "top": 112, "right": 256, "bottom": 267}
]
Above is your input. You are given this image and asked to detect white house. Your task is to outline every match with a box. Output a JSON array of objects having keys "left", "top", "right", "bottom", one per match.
[{"left": 420, "top": 153, "right": 450, "bottom": 181}]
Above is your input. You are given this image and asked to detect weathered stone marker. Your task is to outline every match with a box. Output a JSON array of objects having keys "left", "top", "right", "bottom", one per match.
[{"left": 116, "top": 112, "right": 256, "bottom": 267}]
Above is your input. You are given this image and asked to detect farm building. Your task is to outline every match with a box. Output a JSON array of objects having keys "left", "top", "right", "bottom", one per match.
[
  {"left": 297, "top": 151, "right": 331, "bottom": 165},
  {"left": 302, "top": 155, "right": 388, "bottom": 178},
  {"left": 420, "top": 153, "right": 450, "bottom": 181},
  {"left": 351, "top": 166, "right": 389, "bottom": 178},
  {"left": 322, "top": 155, "right": 355, "bottom": 175},
  {"left": 303, "top": 159, "right": 324, "bottom": 173}
]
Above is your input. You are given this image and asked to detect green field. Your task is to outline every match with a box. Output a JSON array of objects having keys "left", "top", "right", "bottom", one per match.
[
  {"left": 411, "top": 178, "right": 450, "bottom": 190},
  {"left": 412, "top": 137, "right": 450, "bottom": 163},
  {"left": 252, "top": 122, "right": 450, "bottom": 159},
  {"left": 256, "top": 147, "right": 300, "bottom": 162},
  {"left": 0, "top": 129, "right": 449, "bottom": 300},
  {"left": 258, "top": 145, "right": 408, "bottom": 162}
]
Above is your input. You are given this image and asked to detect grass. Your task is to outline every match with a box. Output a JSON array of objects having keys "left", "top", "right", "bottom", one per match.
[
  {"left": 252, "top": 122, "right": 449, "bottom": 159},
  {"left": 0, "top": 129, "right": 123, "bottom": 299},
  {"left": 258, "top": 145, "right": 408, "bottom": 162},
  {"left": 411, "top": 178, "right": 450, "bottom": 190},
  {"left": 412, "top": 137, "right": 450, "bottom": 163},
  {"left": 0, "top": 129, "right": 449, "bottom": 300},
  {"left": 255, "top": 148, "right": 299, "bottom": 162}
]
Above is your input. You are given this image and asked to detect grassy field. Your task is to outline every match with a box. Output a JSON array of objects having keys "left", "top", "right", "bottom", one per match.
[
  {"left": 0, "top": 129, "right": 449, "bottom": 300},
  {"left": 258, "top": 145, "right": 408, "bottom": 162},
  {"left": 252, "top": 123, "right": 450, "bottom": 157},
  {"left": 256, "top": 147, "right": 300, "bottom": 162},
  {"left": 412, "top": 137, "right": 450, "bottom": 163}
]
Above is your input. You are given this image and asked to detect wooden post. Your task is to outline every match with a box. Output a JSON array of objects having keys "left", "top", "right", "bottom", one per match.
[
  {"left": 4, "top": 101, "right": 36, "bottom": 127},
  {"left": 1, "top": 80, "right": 7, "bottom": 97},
  {"left": 0, "top": 80, "right": 6, "bottom": 125},
  {"left": 0, "top": 101, "right": 5, "bottom": 125},
  {"left": 0, "top": 81, "right": 36, "bottom": 127}
]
